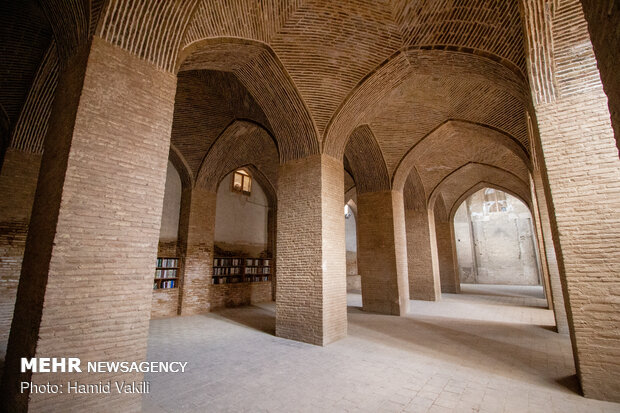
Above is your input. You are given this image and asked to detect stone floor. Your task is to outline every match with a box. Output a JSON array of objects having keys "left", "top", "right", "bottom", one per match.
[{"left": 143, "top": 285, "right": 620, "bottom": 413}]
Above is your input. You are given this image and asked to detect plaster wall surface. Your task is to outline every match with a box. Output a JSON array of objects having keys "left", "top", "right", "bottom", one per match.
[
  {"left": 214, "top": 172, "right": 269, "bottom": 255},
  {"left": 454, "top": 190, "right": 540, "bottom": 286},
  {"left": 159, "top": 160, "right": 182, "bottom": 242}
]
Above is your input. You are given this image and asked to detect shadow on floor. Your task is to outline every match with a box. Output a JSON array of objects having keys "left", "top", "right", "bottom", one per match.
[
  {"left": 556, "top": 374, "right": 582, "bottom": 394},
  {"left": 349, "top": 313, "right": 578, "bottom": 394},
  {"left": 214, "top": 304, "right": 276, "bottom": 335}
]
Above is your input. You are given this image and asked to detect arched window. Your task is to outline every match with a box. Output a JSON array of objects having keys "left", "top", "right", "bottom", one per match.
[
  {"left": 232, "top": 169, "right": 252, "bottom": 195},
  {"left": 483, "top": 188, "right": 508, "bottom": 214},
  {"left": 344, "top": 204, "right": 353, "bottom": 219}
]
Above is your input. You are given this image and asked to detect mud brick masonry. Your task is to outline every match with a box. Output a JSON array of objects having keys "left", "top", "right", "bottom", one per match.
[{"left": 0, "top": 1, "right": 619, "bottom": 411}]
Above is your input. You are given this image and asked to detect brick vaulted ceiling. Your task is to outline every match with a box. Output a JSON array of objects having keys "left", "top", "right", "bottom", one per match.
[{"left": 10, "top": 0, "right": 532, "bottom": 196}]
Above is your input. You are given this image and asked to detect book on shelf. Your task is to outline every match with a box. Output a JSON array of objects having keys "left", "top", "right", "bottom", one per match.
[{"left": 211, "top": 256, "right": 272, "bottom": 285}]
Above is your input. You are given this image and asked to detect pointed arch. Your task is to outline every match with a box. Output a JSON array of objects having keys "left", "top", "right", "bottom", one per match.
[
  {"left": 196, "top": 120, "right": 279, "bottom": 192},
  {"left": 168, "top": 143, "right": 193, "bottom": 189},
  {"left": 343, "top": 125, "right": 390, "bottom": 193},
  {"left": 323, "top": 48, "right": 530, "bottom": 161},
  {"left": 425, "top": 162, "right": 531, "bottom": 220},
  {"left": 178, "top": 38, "right": 319, "bottom": 162},
  {"left": 393, "top": 120, "right": 530, "bottom": 195}
]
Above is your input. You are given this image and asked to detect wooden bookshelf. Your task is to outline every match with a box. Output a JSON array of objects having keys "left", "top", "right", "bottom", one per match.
[
  {"left": 212, "top": 257, "right": 271, "bottom": 285},
  {"left": 154, "top": 257, "right": 179, "bottom": 290}
]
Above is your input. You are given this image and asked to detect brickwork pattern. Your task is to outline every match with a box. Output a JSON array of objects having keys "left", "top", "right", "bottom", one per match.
[
  {"left": 171, "top": 70, "right": 271, "bottom": 178},
  {"left": 358, "top": 191, "right": 409, "bottom": 314},
  {"left": 524, "top": 0, "right": 620, "bottom": 401},
  {"left": 98, "top": 0, "right": 528, "bottom": 151},
  {"left": 178, "top": 188, "right": 217, "bottom": 315},
  {"left": 405, "top": 208, "right": 439, "bottom": 302},
  {"left": 179, "top": 39, "right": 319, "bottom": 161},
  {"left": 393, "top": 120, "right": 529, "bottom": 196},
  {"left": 196, "top": 120, "right": 278, "bottom": 192},
  {"left": 343, "top": 125, "right": 390, "bottom": 194},
  {"left": 0, "top": 149, "right": 41, "bottom": 349},
  {"left": 580, "top": 0, "right": 620, "bottom": 152},
  {"left": 434, "top": 199, "right": 459, "bottom": 294},
  {"left": 529, "top": 175, "right": 555, "bottom": 311},
  {"left": 1, "top": 37, "right": 177, "bottom": 412},
  {"left": 535, "top": 91, "right": 620, "bottom": 401},
  {"left": 532, "top": 169, "right": 569, "bottom": 333},
  {"left": 276, "top": 155, "right": 346, "bottom": 345},
  {"left": 151, "top": 289, "right": 180, "bottom": 319},
  {"left": 209, "top": 282, "right": 272, "bottom": 312},
  {"left": 0, "top": 2, "right": 53, "bottom": 135}
]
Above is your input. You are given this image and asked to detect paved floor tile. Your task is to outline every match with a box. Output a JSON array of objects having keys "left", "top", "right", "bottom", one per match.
[{"left": 143, "top": 285, "right": 620, "bottom": 413}]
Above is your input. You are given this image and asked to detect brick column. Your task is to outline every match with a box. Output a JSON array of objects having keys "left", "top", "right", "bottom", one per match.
[
  {"left": 177, "top": 187, "right": 217, "bottom": 315},
  {"left": 357, "top": 190, "right": 410, "bottom": 315},
  {"left": 0, "top": 37, "right": 176, "bottom": 412},
  {"left": 405, "top": 208, "right": 441, "bottom": 301},
  {"left": 524, "top": 0, "right": 620, "bottom": 400},
  {"left": 532, "top": 171, "right": 569, "bottom": 332},
  {"left": 529, "top": 177, "right": 554, "bottom": 310},
  {"left": 0, "top": 149, "right": 41, "bottom": 350},
  {"left": 276, "top": 154, "right": 346, "bottom": 346},
  {"left": 435, "top": 217, "right": 459, "bottom": 294}
]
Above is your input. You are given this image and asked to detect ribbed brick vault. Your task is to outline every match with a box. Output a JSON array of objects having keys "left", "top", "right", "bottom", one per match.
[
  {"left": 7, "top": 0, "right": 534, "bottom": 176},
  {"left": 196, "top": 120, "right": 279, "bottom": 192},
  {"left": 94, "top": 0, "right": 531, "bottom": 167}
]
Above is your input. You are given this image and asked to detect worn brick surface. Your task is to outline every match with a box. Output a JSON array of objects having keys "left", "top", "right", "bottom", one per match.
[
  {"left": 1, "top": 37, "right": 176, "bottom": 412},
  {"left": 535, "top": 92, "right": 620, "bottom": 401},
  {"left": 580, "top": 0, "right": 620, "bottom": 152},
  {"left": 209, "top": 282, "right": 272, "bottom": 311},
  {"left": 405, "top": 208, "right": 439, "bottom": 302},
  {"left": 358, "top": 190, "right": 410, "bottom": 314},
  {"left": 525, "top": 0, "right": 620, "bottom": 401},
  {"left": 177, "top": 188, "right": 216, "bottom": 316},
  {"left": 0, "top": 149, "right": 40, "bottom": 350},
  {"left": 434, "top": 210, "right": 459, "bottom": 295},
  {"left": 532, "top": 169, "right": 570, "bottom": 333},
  {"left": 276, "top": 154, "right": 346, "bottom": 345}
]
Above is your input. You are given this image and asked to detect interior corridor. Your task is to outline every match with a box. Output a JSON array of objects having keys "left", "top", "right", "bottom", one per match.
[{"left": 143, "top": 285, "right": 620, "bottom": 413}]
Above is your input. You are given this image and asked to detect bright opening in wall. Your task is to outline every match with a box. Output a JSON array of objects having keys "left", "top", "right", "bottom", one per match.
[
  {"left": 344, "top": 204, "right": 352, "bottom": 219},
  {"left": 232, "top": 169, "right": 252, "bottom": 195},
  {"left": 483, "top": 188, "right": 509, "bottom": 214},
  {"left": 453, "top": 188, "right": 541, "bottom": 286}
]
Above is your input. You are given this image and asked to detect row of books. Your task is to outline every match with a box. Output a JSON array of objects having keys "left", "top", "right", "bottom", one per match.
[
  {"left": 157, "top": 258, "right": 178, "bottom": 268},
  {"left": 245, "top": 258, "right": 270, "bottom": 266},
  {"left": 213, "top": 258, "right": 243, "bottom": 267},
  {"left": 155, "top": 269, "right": 177, "bottom": 279},
  {"left": 213, "top": 267, "right": 241, "bottom": 275},
  {"left": 212, "top": 258, "right": 271, "bottom": 267},
  {"left": 153, "top": 280, "right": 176, "bottom": 289},
  {"left": 245, "top": 267, "right": 270, "bottom": 274},
  {"left": 212, "top": 275, "right": 270, "bottom": 284}
]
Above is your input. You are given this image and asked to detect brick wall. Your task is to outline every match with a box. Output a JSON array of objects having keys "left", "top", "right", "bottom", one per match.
[
  {"left": 405, "top": 209, "right": 440, "bottom": 301},
  {"left": 358, "top": 190, "right": 409, "bottom": 314},
  {"left": 580, "top": 0, "right": 620, "bottom": 152},
  {"left": 0, "top": 149, "right": 41, "bottom": 351},
  {"left": 435, "top": 218, "right": 459, "bottom": 294},
  {"left": 529, "top": 175, "right": 554, "bottom": 310},
  {"left": 524, "top": 0, "right": 620, "bottom": 401},
  {"left": 276, "top": 154, "right": 346, "bottom": 346},
  {"left": 535, "top": 91, "right": 620, "bottom": 401},
  {"left": 1, "top": 37, "right": 176, "bottom": 412},
  {"left": 209, "top": 281, "right": 272, "bottom": 310},
  {"left": 151, "top": 289, "right": 179, "bottom": 319},
  {"left": 532, "top": 170, "right": 569, "bottom": 332},
  {"left": 178, "top": 188, "right": 216, "bottom": 315}
]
